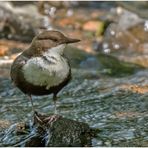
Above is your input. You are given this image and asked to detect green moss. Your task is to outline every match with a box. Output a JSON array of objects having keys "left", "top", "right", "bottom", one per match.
[{"left": 96, "top": 21, "right": 105, "bottom": 36}]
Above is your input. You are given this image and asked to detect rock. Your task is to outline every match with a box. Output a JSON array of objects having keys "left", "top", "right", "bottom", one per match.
[
  {"left": 116, "top": 8, "right": 144, "bottom": 30},
  {"left": 0, "top": 120, "right": 11, "bottom": 132},
  {"left": 0, "top": 2, "right": 46, "bottom": 42},
  {"left": 25, "top": 111, "right": 97, "bottom": 147},
  {"left": 1, "top": 121, "right": 30, "bottom": 147},
  {"left": 100, "top": 8, "right": 147, "bottom": 54},
  {"left": 96, "top": 53, "right": 144, "bottom": 76},
  {"left": 0, "top": 113, "right": 94, "bottom": 147},
  {"left": 128, "top": 22, "right": 148, "bottom": 44},
  {"left": 63, "top": 46, "right": 144, "bottom": 76},
  {"left": 118, "top": 55, "right": 148, "bottom": 68},
  {"left": 117, "top": 1, "right": 148, "bottom": 19},
  {"left": 0, "top": 2, "right": 35, "bottom": 42}
]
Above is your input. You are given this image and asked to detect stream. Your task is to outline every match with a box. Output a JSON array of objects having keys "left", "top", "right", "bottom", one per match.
[{"left": 0, "top": 68, "right": 148, "bottom": 146}]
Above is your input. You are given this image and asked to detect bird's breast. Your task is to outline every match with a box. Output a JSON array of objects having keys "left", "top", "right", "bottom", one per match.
[{"left": 22, "top": 53, "right": 70, "bottom": 89}]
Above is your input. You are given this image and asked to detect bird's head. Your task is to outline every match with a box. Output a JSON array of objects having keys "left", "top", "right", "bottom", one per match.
[{"left": 30, "top": 30, "right": 80, "bottom": 55}]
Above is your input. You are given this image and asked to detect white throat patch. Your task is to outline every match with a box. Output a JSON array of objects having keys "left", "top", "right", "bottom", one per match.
[
  {"left": 49, "top": 44, "right": 66, "bottom": 55},
  {"left": 23, "top": 44, "right": 69, "bottom": 89}
]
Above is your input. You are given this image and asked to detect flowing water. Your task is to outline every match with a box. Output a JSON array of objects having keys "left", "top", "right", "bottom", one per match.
[{"left": 0, "top": 68, "right": 148, "bottom": 146}]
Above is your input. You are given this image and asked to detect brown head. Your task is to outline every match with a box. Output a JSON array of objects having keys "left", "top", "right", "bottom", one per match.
[{"left": 29, "top": 30, "right": 80, "bottom": 54}]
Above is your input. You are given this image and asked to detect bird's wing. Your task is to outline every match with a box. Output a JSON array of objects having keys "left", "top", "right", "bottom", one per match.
[{"left": 10, "top": 54, "right": 28, "bottom": 84}]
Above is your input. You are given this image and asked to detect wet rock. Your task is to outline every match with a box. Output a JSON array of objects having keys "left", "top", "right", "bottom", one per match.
[
  {"left": 25, "top": 136, "right": 46, "bottom": 147},
  {"left": 101, "top": 23, "right": 140, "bottom": 53},
  {"left": 99, "top": 22, "right": 148, "bottom": 69},
  {"left": 1, "top": 122, "right": 30, "bottom": 147},
  {"left": 98, "top": 19, "right": 148, "bottom": 68},
  {"left": 118, "top": 1, "right": 148, "bottom": 19},
  {"left": 57, "top": 46, "right": 144, "bottom": 76},
  {"left": 128, "top": 22, "right": 148, "bottom": 44},
  {"left": 116, "top": 8, "right": 144, "bottom": 30},
  {"left": 0, "top": 8, "right": 35, "bottom": 41},
  {"left": 15, "top": 122, "right": 29, "bottom": 135},
  {"left": 0, "top": 2, "right": 45, "bottom": 42},
  {"left": 99, "top": 8, "right": 147, "bottom": 54},
  {"left": 25, "top": 112, "right": 97, "bottom": 147},
  {"left": 96, "top": 53, "right": 144, "bottom": 76},
  {"left": 118, "top": 55, "right": 148, "bottom": 68},
  {"left": 0, "top": 120, "right": 11, "bottom": 132}
]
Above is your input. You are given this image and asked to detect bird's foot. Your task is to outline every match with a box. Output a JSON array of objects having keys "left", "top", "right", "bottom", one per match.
[
  {"left": 43, "top": 114, "right": 60, "bottom": 125},
  {"left": 34, "top": 111, "right": 43, "bottom": 124}
]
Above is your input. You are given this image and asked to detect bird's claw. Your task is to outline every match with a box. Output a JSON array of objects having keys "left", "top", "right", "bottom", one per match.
[
  {"left": 43, "top": 115, "right": 59, "bottom": 125},
  {"left": 34, "top": 111, "right": 43, "bottom": 124}
]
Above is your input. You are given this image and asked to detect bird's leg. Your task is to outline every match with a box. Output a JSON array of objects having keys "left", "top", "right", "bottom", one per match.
[
  {"left": 53, "top": 93, "right": 58, "bottom": 114},
  {"left": 28, "top": 95, "right": 43, "bottom": 123},
  {"left": 28, "top": 95, "right": 35, "bottom": 112},
  {"left": 43, "top": 94, "right": 59, "bottom": 124}
]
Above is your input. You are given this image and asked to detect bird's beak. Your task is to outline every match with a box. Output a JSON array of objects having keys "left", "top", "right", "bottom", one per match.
[{"left": 64, "top": 37, "right": 81, "bottom": 44}]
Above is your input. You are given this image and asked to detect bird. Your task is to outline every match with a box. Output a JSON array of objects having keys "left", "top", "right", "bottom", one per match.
[{"left": 10, "top": 30, "right": 80, "bottom": 117}]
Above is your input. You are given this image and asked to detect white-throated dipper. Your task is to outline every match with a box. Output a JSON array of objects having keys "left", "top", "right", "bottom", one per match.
[{"left": 10, "top": 30, "right": 80, "bottom": 114}]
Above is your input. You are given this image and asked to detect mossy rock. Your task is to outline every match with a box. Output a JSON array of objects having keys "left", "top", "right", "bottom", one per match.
[
  {"left": 64, "top": 46, "right": 144, "bottom": 77},
  {"left": 25, "top": 112, "right": 98, "bottom": 147},
  {"left": 97, "top": 53, "right": 144, "bottom": 77}
]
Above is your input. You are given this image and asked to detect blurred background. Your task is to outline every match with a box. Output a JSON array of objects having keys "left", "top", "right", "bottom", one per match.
[{"left": 0, "top": 1, "right": 148, "bottom": 147}]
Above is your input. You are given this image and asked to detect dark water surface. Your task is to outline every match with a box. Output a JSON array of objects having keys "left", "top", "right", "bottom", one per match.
[{"left": 0, "top": 68, "right": 148, "bottom": 146}]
